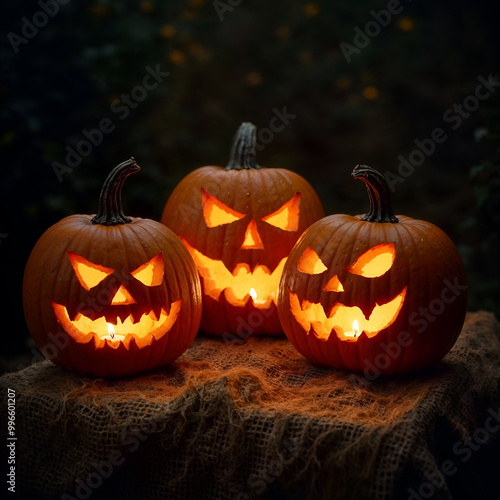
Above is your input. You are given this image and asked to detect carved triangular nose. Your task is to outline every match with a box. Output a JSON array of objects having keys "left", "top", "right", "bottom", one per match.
[
  {"left": 111, "top": 284, "right": 136, "bottom": 305},
  {"left": 323, "top": 274, "right": 344, "bottom": 293},
  {"left": 241, "top": 219, "right": 264, "bottom": 249}
]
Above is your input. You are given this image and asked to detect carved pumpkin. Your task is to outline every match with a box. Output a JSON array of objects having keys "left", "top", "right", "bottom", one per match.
[
  {"left": 23, "top": 158, "right": 202, "bottom": 377},
  {"left": 278, "top": 165, "right": 467, "bottom": 376},
  {"left": 161, "top": 122, "right": 324, "bottom": 337}
]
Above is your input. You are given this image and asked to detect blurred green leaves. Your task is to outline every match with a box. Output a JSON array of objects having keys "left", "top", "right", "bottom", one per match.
[{"left": 460, "top": 126, "right": 500, "bottom": 315}]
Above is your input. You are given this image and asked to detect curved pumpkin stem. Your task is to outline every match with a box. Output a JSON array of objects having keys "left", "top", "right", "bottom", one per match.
[
  {"left": 352, "top": 165, "right": 398, "bottom": 223},
  {"left": 91, "top": 158, "right": 140, "bottom": 226},
  {"left": 226, "top": 122, "right": 261, "bottom": 170}
]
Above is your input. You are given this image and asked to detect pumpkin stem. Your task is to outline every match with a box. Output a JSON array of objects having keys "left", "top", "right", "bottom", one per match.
[
  {"left": 352, "top": 165, "right": 398, "bottom": 223},
  {"left": 226, "top": 122, "right": 261, "bottom": 170},
  {"left": 91, "top": 158, "right": 140, "bottom": 226}
]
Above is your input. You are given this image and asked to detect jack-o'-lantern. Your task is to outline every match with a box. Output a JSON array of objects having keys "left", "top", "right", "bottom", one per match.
[
  {"left": 278, "top": 165, "right": 467, "bottom": 376},
  {"left": 23, "top": 158, "right": 202, "bottom": 377},
  {"left": 161, "top": 122, "right": 324, "bottom": 336}
]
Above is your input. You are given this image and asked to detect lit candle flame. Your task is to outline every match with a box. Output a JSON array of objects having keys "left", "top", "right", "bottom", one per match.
[
  {"left": 352, "top": 320, "right": 359, "bottom": 337},
  {"left": 249, "top": 288, "right": 257, "bottom": 300},
  {"left": 107, "top": 323, "right": 115, "bottom": 339}
]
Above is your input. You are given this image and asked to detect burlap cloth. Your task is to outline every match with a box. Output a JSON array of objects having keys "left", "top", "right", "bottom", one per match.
[{"left": 2, "top": 311, "right": 500, "bottom": 500}]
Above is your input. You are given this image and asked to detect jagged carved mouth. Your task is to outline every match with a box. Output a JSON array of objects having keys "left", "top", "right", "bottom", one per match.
[
  {"left": 181, "top": 239, "right": 285, "bottom": 309},
  {"left": 51, "top": 300, "right": 182, "bottom": 349},
  {"left": 288, "top": 287, "right": 407, "bottom": 342}
]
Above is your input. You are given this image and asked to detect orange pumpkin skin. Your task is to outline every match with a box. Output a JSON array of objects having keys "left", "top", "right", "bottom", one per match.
[
  {"left": 278, "top": 165, "right": 467, "bottom": 376},
  {"left": 23, "top": 159, "right": 202, "bottom": 377},
  {"left": 161, "top": 123, "right": 325, "bottom": 337}
]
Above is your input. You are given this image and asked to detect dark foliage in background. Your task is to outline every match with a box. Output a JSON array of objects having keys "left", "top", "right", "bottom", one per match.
[
  {"left": 461, "top": 126, "right": 500, "bottom": 316},
  {"left": 1, "top": 0, "right": 498, "bottom": 367}
]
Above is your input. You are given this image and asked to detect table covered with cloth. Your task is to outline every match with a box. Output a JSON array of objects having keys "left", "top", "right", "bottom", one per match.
[{"left": 1, "top": 311, "right": 500, "bottom": 500}]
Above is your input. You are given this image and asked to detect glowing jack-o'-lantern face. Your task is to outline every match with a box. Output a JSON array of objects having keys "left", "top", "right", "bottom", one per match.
[
  {"left": 161, "top": 122, "right": 325, "bottom": 336},
  {"left": 23, "top": 158, "right": 202, "bottom": 377},
  {"left": 289, "top": 243, "right": 407, "bottom": 342},
  {"left": 51, "top": 252, "right": 182, "bottom": 349},
  {"left": 181, "top": 189, "right": 302, "bottom": 311},
  {"left": 277, "top": 164, "right": 467, "bottom": 376}
]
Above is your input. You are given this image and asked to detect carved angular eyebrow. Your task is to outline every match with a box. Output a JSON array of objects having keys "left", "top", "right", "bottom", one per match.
[
  {"left": 68, "top": 252, "right": 115, "bottom": 291},
  {"left": 262, "top": 193, "right": 301, "bottom": 231},
  {"left": 201, "top": 188, "right": 246, "bottom": 228}
]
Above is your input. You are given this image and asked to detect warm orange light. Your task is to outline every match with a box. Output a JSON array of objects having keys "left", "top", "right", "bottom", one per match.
[
  {"left": 241, "top": 219, "right": 264, "bottom": 249},
  {"left": 348, "top": 243, "right": 396, "bottom": 278},
  {"left": 249, "top": 287, "right": 268, "bottom": 305},
  {"left": 201, "top": 188, "right": 245, "bottom": 228},
  {"left": 344, "top": 319, "right": 359, "bottom": 339},
  {"left": 68, "top": 252, "right": 165, "bottom": 294},
  {"left": 262, "top": 193, "right": 301, "bottom": 231},
  {"left": 111, "top": 284, "right": 135, "bottom": 305},
  {"left": 182, "top": 238, "right": 284, "bottom": 309},
  {"left": 51, "top": 300, "right": 183, "bottom": 348},
  {"left": 297, "top": 246, "right": 328, "bottom": 275},
  {"left": 100, "top": 323, "right": 126, "bottom": 347},
  {"left": 322, "top": 274, "right": 344, "bottom": 292},
  {"left": 289, "top": 286, "right": 407, "bottom": 342},
  {"left": 353, "top": 319, "right": 359, "bottom": 335},
  {"left": 131, "top": 253, "right": 164, "bottom": 286},
  {"left": 68, "top": 252, "right": 114, "bottom": 291}
]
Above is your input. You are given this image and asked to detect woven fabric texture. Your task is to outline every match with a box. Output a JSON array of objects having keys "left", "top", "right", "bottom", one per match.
[{"left": 2, "top": 311, "right": 500, "bottom": 500}]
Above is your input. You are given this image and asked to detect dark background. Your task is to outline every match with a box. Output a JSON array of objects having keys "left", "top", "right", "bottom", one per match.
[{"left": 1, "top": 0, "right": 499, "bottom": 371}]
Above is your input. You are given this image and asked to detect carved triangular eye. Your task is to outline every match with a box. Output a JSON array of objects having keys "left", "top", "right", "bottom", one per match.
[
  {"left": 297, "top": 246, "right": 328, "bottom": 275},
  {"left": 202, "top": 188, "right": 245, "bottom": 228},
  {"left": 68, "top": 252, "right": 115, "bottom": 291},
  {"left": 348, "top": 243, "right": 396, "bottom": 278},
  {"left": 131, "top": 253, "right": 164, "bottom": 287},
  {"left": 262, "top": 193, "right": 301, "bottom": 231}
]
